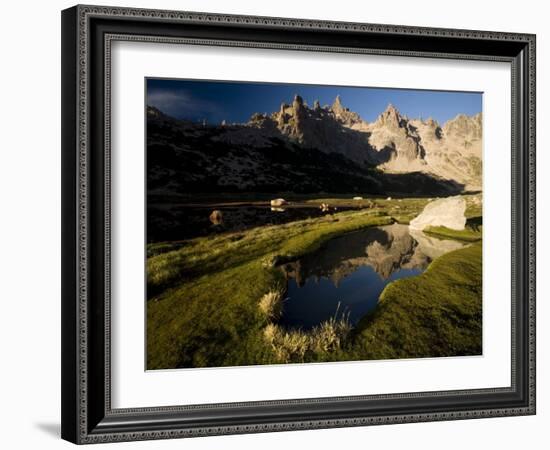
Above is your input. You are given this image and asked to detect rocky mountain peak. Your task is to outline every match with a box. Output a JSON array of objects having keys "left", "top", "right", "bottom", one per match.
[
  {"left": 269, "top": 95, "right": 308, "bottom": 141},
  {"left": 424, "top": 117, "right": 439, "bottom": 128},
  {"left": 472, "top": 112, "right": 482, "bottom": 129},
  {"left": 147, "top": 105, "right": 165, "bottom": 119},
  {"left": 330, "top": 95, "right": 362, "bottom": 126},
  {"left": 148, "top": 92, "right": 483, "bottom": 192},
  {"left": 443, "top": 112, "right": 482, "bottom": 140},
  {"left": 293, "top": 94, "right": 305, "bottom": 108},
  {"left": 377, "top": 103, "right": 404, "bottom": 128},
  {"left": 332, "top": 95, "right": 344, "bottom": 112}
]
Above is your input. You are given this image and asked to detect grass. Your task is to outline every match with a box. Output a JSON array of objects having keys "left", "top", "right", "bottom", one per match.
[
  {"left": 147, "top": 209, "right": 393, "bottom": 369},
  {"left": 424, "top": 226, "right": 481, "bottom": 242},
  {"left": 424, "top": 216, "right": 483, "bottom": 242},
  {"left": 147, "top": 194, "right": 483, "bottom": 369},
  {"left": 259, "top": 289, "right": 286, "bottom": 320},
  {"left": 349, "top": 242, "right": 482, "bottom": 360},
  {"left": 263, "top": 308, "right": 353, "bottom": 364}
]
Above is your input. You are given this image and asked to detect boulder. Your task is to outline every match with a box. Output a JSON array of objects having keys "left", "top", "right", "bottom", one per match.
[
  {"left": 270, "top": 198, "right": 288, "bottom": 207},
  {"left": 409, "top": 196, "right": 466, "bottom": 231},
  {"left": 209, "top": 210, "right": 223, "bottom": 225}
]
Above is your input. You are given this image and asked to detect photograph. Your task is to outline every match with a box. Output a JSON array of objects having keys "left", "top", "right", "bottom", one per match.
[
  {"left": 146, "top": 79, "right": 484, "bottom": 370},
  {"left": 53, "top": 2, "right": 536, "bottom": 445}
]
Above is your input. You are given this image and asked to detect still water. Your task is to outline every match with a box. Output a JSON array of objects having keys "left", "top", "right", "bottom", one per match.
[
  {"left": 147, "top": 203, "right": 356, "bottom": 242},
  {"left": 279, "top": 224, "right": 467, "bottom": 330}
]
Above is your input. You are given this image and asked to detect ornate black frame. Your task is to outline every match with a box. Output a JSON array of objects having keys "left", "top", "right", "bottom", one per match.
[{"left": 61, "top": 4, "right": 536, "bottom": 444}]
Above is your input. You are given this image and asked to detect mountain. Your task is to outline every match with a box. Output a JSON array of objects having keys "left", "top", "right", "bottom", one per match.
[{"left": 146, "top": 95, "right": 481, "bottom": 197}]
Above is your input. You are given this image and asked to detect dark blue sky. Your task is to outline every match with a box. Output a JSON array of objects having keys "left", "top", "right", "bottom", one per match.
[{"left": 146, "top": 78, "right": 482, "bottom": 125}]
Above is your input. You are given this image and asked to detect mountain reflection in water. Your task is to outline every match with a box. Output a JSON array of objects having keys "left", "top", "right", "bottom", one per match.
[{"left": 279, "top": 224, "right": 467, "bottom": 330}]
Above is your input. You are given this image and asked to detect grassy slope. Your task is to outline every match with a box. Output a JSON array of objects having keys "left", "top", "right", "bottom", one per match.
[
  {"left": 147, "top": 195, "right": 483, "bottom": 369},
  {"left": 147, "top": 210, "right": 393, "bottom": 369},
  {"left": 350, "top": 242, "right": 482, "bottom": 359},
  {"left": 424, "top": 226, "right": 482, "bottom": 242},
  {"left": 423, "top": 215, "right": 483, "bottom": 242}
]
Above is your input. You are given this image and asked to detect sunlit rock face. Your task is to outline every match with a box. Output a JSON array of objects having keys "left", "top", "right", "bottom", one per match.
[
  {"left": 409, "top": 196, "right": 467, "bottom": 231},
  {"left": 262, "top": 98, "right": 482, "bottom": 189},
  {"left": 366, "top": 104, "right": 427, "bottom": 173},
  {"left": 281, "top": 224, "right": 467, "bottom": 286},
  {"left": 147, "top": 96, "right": 482, "bottom": 195}
]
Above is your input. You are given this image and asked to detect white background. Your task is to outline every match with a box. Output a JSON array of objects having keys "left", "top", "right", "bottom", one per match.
[
  {"left": 0, "top": 0, "right": 547, "bottom": 449},
  {"left": 112, "top": 42, "right": 511, "bottom": 408}
]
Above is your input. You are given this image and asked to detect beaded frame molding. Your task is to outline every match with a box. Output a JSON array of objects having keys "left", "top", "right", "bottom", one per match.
[{"left": 61, "top": 4, "right": 536, "bottom": 444}]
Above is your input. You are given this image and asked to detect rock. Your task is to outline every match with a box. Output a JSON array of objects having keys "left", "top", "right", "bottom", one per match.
[
  {"left": 353, "top": 196, "right": 363, "bottom": 200},
  {"left": 471, "top": 196, "right": 482, "bottom": 205},
  {"left": 332, "top": 95, "right": 344, "bottom": 114},
  {"left": 149, "top": 93, "right": 483, "bottom": 197},
  {"left": 270, "top": 198, "right": 287, "bottom": 207},
  {"left": 209, "top": 210, "right": 223, "bottom": 225},
  {"left": 409, "top": 196, "right": 466, "bottom": 231},
  {"left": 377, "top": 104, "right": 403, "bottom": 128},
  {"left": 293, "top": 94, "right": 304, "bottom": 108},
  {"left": 386, "top": 196, "right": 392, "bottom": 201},
  {"left": 331, "top": 95, "right": 362, "bottom": 126}
]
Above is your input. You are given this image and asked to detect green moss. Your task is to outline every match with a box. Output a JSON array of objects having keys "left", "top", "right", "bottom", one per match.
[
  {"left": 147, "top": 209, "right": 392, "bottom": 369},
  {"left": 350, "top": 243, "right": 482, "bottom": 360},
  {"left": 147, "top": 197, "right": 483, "bottom": 369},
  {"left": 424, "top": 217, "right": 482, "bottom": 242},
  {"left": 424, "top": 226, "right": 481, "bottom": 242}
]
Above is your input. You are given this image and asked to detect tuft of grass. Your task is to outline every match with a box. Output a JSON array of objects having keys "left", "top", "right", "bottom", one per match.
[
  {"left": 311, "top": 313, "right": 353, "bottom": 353},
  {"left": 259, "top": 289, "right": 285, "bottom": 320},
  {"left": 263, "top": 323, "right": 280, "bottom": 343},
  {"left": 264, "top": 324, "right": 310, "bottom": 363},
  {"left": 263, "top": 305, "right": 353, "bottom": 364}
]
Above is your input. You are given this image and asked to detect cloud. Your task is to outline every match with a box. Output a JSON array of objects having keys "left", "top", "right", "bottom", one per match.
[{"left": 147, "top": 88, "right": 224, "bottom": 121}]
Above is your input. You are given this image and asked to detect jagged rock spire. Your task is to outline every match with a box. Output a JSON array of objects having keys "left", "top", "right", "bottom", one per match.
[
  {"left": 332, "top": 95, "right": 344, "bottom": 113},
  {"left": 378, "top": 103, "right": 403, "bottom": 128},
  {"left": 293, "top": 94, "right": 304, "bottom": 107},
  {"left": 425, "top": 117, "right": 438, "bottom": 128}
]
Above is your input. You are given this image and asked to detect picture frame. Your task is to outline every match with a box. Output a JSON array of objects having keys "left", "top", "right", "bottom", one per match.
[{"left": 61, "top": 4, "right": 536, "bottom": 444}]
